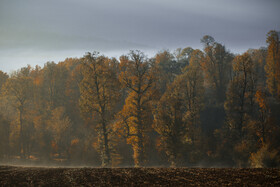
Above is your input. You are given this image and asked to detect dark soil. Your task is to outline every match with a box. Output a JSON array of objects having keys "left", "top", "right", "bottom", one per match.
[{"left": 0, "top": 166, "right": 279, "bottom": 186}]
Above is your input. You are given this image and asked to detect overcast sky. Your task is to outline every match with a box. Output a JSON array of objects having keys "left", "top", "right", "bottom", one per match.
[{"left": 0, "top": 0, "right": 279, "bottom": 73}]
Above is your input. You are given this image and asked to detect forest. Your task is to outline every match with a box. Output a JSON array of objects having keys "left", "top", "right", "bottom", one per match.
[{"left": 0, "top": 30, "right": 279, "bottom": 168}]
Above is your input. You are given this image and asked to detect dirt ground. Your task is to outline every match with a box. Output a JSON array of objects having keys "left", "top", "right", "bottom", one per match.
[{"left": 0, "top": 166, "right": 279, "bottom": 186}]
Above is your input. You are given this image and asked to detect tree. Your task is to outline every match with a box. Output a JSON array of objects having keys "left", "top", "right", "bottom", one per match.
[
  {"left": 0, "top": 114, "right": 10, "bottom": 159},
  {"left": 46, "top": 107, "right": 72, "bottom": 158},
  {"left": 43, "top": 61, "right": 69, "bottom": 109},
  {"left": 154, "top": 54, "right": 204, "bottom": 166},
  {"left": 173, "top": 47, "right": 193, "bottom": 66},
  {"left": 0, "top": 71, "right": 8, "bottom": 93},
  {"left": 154, "top": 48, "right": 194, "bottom": 94},
  {"left": 116, "top": 50, "right": 158, "bottom": 166},
  {"left": 224, "top": 53, "right": 257, "bottom": 166},
  {"left": 225, "top": 53, "right": 256, "bottom": 138},
  {"left": 2, "top": 68, "right": 34, "bottom": 159},
  {"left": 153, "top": 78, "right": 186, "bottom": 166},
  {"left": 265, "top": 30, "right": 280, "bottom": 100},
  {"left": 201, "top": 35, "right": 233, "bottom": 103},
  {"left": 154, "top": 50, "right": 177, "bottom": 93},
  {"left": 183, "top": 51, "right": 205, "bottom": 146},
  {"left": 247, "top": 48, "right": 267, "bottom": 88},
  {"left": 79, "top": 52, "right": 120, "bottom": 167},
  {"left": 254, "top": 90, "right": 270, "bottom": 144}
]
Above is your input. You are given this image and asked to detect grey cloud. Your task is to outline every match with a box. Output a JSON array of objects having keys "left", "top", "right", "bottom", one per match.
[{"left": 0, "top": 0, "right": 279, "bottom": 72}]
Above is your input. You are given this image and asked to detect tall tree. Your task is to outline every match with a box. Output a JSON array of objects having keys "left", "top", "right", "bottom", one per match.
[
  {"left": 225, "top": 53, "right": 256, "bottom": 138},
  {"left": 43, "top": 61, "right": 68, "bottom": 109},
  {"left": 2, "top": 68, "right": 34, "bottom": 159},
  {"left": 247, "top": 48, "right": 267, "bottom": 88},
  {"left": 254, "top": 90, "right": 270, "bottom": 144},
  {"left": 154, "top": 53, "right": 204, "bottom": 166},
  {"left": 0, "top": 114, "right": 10, "bottom": 159},
  {"left": 154, "top": 50, "right": 176, "bottom": 93},
  {"left": 46, "top": 107, "right": 72, "bottom": 158},
  {"left": 79, "top": 52, "right": 120, "bottom": 167},
  {"left": 173, "top": 47, "right": 193, "bottom": 66},
  {"left": 0, "top": 71, "right": 8, "bottom": 93},
  {"left": 265, "top": 30, "right": 280, "bottom": 100},
  {"left": 153, "top": 77, "right": 186, "bottom": 167},
  {"left": 200, "top": 35, "right": 233, "bottom": 103},
  {"left": 224, "top": 53, "right": 257, "bottom": 166},
  {"left": 116, "top": 50, "right": 158, "bottom": 166}
]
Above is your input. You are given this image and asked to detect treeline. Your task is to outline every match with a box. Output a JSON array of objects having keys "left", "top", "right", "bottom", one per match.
[{"left": 0, "top": 31, "right": 280, "bottom": 167}]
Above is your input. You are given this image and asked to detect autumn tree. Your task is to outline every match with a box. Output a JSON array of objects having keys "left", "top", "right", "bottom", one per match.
[
  {"left": 265, "top": 30, "right": 280, "bottom": 100},
  {"left": 224, "top": 53, "right": 257, "bottom": 166},
  {"left": 201, "top": 35, "right": 233, "bottom": 103},
  {"left": 116, "top": 50, "right": 158, "bottom": 167},
  {"left": 173, "top": 47, "right": 194, "bottom": 66},
  {"left": 247, "top": 48, "right": 267, "bottom": 88},
  {"left": 254, "top": 90, "right": 270, "bottom": 144},
  {"left": 249, "top": 89, "right": 280, "bottom": 168},
  {"left": 0, "top": 72, "right": 13, "bottom": 159},
  {"left": 2, "top": 67, "right": 34, "bottom": 159},
  {"left": 183, "top": 50, "right": 205, "bottom": 145},
  {"left": 153, "top": 78, "right": 186, "bottom": 166},
  {"left": 42, "top": 61, "right": 69, "bottom": 109},
  {"left": 154, "top": 48, "right": 194, "bottom": 94},
  {"left": 225, "top": 53, "right": 256, "bottom": 138},
  {"left": 0, "top": 70, "right": 8, "bottom": 93},
  {"left": 0, "top": 114, "right": 10, "bottom": 159},
  {"left": 155, "top": 50, "right": 176, "bottom": 76},
  {"left": 154, "top": 52, "right": 204, "bottom": 166},
  {"left": 46, "top": 107, "right": 72, "bottom": 158},
  {"left": 79, "top": 52, "right": 120, "bottom": 167},
  {"left": 65, "top": 59, "right": 83, "bottom": 123},
  {"left": 154, "top": 50, "right": 177, "bottom": 94}
]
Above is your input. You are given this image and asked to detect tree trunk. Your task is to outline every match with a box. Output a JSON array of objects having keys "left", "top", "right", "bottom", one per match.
[
  {"left": 19, "top": 107, "right": 25, "bottom": 159},
  {"left": 134, "top": 131, "right": 144, "bottom": 167},
  {"left": 101, "top": 119, "right": 111, "bottom": 167}
]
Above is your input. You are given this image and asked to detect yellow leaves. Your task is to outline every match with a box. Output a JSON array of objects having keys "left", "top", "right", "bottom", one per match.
[
  {"left": 119, "top": 55, "right": 130, "bottom": 70},
  {"left": 255, "top": 90, "right": 267, "bottom": 110},
  {"left": 250, "top": 143, "right": 278, "bottom": 168},
  {"left": 232, "top": 52, "right": 253, "bottom": 73},
  {"left": 0, "top": 70, "right": 8, "bottom": 91},
  {"left": 33, "top": 77, "right": 43, "bottom": 86},
  {"left": 46, "top": 107, "right": 71, "bottom": 144},
  {"left": 188, "top": 49, "right": 203, "bottom": 67},
  {"left": 80, "top": 53, "right": 120, "bottom": 117},
  {"left": 265, "top": 30, "right": 280, "bottom": 99},
  {"left": 226, "top": 53, "right": 255, "bottom": 109},
  {"left": 51, "top": 141, "right": 58, "bottom": 151},
  {"left": 71, "top": 138, "right": 80, "bottom": 146},
  {"left": 155, "top": 50, "right": 173, "bottom": 65},
  {"left": 117, "top": 51, "right": 158, "bottom": 165}
]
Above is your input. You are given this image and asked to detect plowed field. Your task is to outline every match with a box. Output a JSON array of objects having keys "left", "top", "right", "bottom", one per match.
[{"left": 0, "top": 166, "right": 279, "bottom": 186}]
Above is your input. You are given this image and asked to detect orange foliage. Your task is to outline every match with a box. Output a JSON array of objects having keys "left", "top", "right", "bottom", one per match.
[
  {"left": 71, "top": 138, "right": 80, "bottom": 146},
  {"left": 255, "top": 90, "right": 267, "bottom": 110}
]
